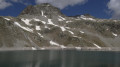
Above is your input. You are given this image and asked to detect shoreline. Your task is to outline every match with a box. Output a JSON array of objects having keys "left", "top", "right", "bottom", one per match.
[{"left": 0, "top": 47, "right": 120, "bottom": 51}]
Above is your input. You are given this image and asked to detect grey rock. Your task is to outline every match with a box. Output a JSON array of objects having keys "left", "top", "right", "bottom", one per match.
[{"left": 0, "top": 3, "right": 120, "bottom": 50}]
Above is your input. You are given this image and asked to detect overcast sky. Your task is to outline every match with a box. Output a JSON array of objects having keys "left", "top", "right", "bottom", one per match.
[{"left": 0, "top": 0, "right": 119, "bottom": 19}]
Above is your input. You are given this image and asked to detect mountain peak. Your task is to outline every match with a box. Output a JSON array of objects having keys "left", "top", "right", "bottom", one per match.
[
  {"left": 83, "top": 14, "right": 95, "bottom": 18},
  {"left": 1, "top": 3, "right": 120, "bottom": 50},
  {"left": 19, "top": 3, "right": 64, "bottom": 17},
  {"left": 37, "top": 3, "right": 52, "bottom": 6}
]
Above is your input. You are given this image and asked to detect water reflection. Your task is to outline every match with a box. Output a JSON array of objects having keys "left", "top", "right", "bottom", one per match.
[{"left": 0, "top": 50, "right": 120, "bottom": 67}]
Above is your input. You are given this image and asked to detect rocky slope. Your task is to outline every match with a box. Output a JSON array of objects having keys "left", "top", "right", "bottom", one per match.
[{"left": 0, "top": 3, "right": 120, "bottom": 50}]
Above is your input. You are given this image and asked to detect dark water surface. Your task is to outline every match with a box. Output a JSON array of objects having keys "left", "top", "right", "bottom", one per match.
[{"left": 0, "top": 50, "right": 120, "bottom": 67}]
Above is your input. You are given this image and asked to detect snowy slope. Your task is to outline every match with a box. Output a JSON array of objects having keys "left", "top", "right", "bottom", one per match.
[{"left": 0, "top": 3, "right": 120, "bottom": 50}]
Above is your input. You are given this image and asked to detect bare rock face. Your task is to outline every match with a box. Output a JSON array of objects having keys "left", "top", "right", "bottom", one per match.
[
  {"left": 0, "top": 3, "right": 120, "bottom": 50},
  {"left": 19, "top": 3, "right": 64, "bottom": 17}
]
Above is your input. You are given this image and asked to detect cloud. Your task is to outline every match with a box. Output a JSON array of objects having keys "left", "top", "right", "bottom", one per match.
[
  {"left": 10, "top": 0, "right": 19, "bottom": 2},
  {"left": 10, "top": 0, "right": 30, "bottom": 5},
  {"left": 0, "top": 0, "right": 31, "bottom": 10},
  {"left": 108, "top": 0, "right": 120, "bottom": 19},
  {"left": 0, "top": 0, "right": 12, "bottom": 9},
  {"left": 0, "top": 0, "right": 87, "bottom": 10},
  {"left": 35, "top": 0, "right": 87, "bottom": 9}
]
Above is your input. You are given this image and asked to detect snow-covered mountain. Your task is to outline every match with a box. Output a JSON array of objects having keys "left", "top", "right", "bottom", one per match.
[{"left": 0, "top": 3, "right": 120, "bottom": 50}]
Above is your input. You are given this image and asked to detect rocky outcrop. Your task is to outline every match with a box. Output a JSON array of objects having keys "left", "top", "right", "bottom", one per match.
[{"left": 0, "top": 3, "right": 120, "bottom": 50}]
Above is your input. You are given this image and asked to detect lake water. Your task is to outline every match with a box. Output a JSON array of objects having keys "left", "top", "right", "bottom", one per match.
[{"left": 0, "top": 50, "right": 120, "bottom": 67}]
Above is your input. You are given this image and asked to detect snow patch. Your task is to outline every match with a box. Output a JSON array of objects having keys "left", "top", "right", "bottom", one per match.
[
  {"left": 65, "top": 27, "right": 71, "bottom": 29},
  {"left": 50, "top": 41, "right": 59, "bottom": 46},
  {"left": 32, "top": 47, "right": 37, "bottom": 50},
  {"left": 68, "top": 31, "right": 74, "bottom": 35},
  {"left": 38, "top": 33, "right": 44, "bottom": 38},
  {"left": 59, "top": 16, "right": 66, "bottom": 20},
  {"left": 40, "top": 11, "right": 47, "bottom": 18},
  {"left": 75, "top": 19, "right": 81, "bottom": 20},
  {"left": 34, "top": 18, "right": 46, "bottom": 24},
  {"left": 58, "top": 18, "right": 63, "bottom": 21},
  {"left": 4, "top": 18, "right": 10, "bottom": 21},
  {"left": 36, "top": 26, "right": 41, "bottom": 30},
  {"left": 75, "top": 47, "right": 81, "bottom": 50},
  {"left": 34, "top": 18, "right": 40, "bottom": 21},
  {"left": 41, "top": 48, "right": 45, "bottom": 50},
  {"left": 93, "top": 43, "right": 101, "bottom": 49},
  {"left": 48, "top": 19, "right": 58, "bottom": 26},
  {"left": 112, "top": 33, "right": 117, "bottom": 37},
  {"left": 87, "top": 18, "right": 95, "bottom": 21},
  {"left": 113, "top": 20, "right": 117, "bottom": 22},
  {"left": 45, "top": 26, "right": 50, "bottom": 29},
  {"left": 48, "top": 19, "right": 54, "bottom": 25},
  {"left": 66, "top": 21, "right": 72, "bottom": 23},
  {"left": 14, "top": 22, "right": 33, "bottom": 32},
  {"left": 60, "top": 27, "right": 66, "bottom": 31},
  {"left": 73, "top": 36, "right": 81, "bottom": 39},
  {"left": 41, "top": 21, "right": 46, "bottom": 24},
  {"left": 44, "top": 15, "right": 47, "bottom": 18},
  {"left": 21, "top": 19, "right": 32, "bottom": 26},
  {"left": 60, "top": 45, "right": 66, "bottom": 49},
  {"left": 49, "top": 41, "right": 66, "bottom": 48},
  {"left": 41, "top": 11, "right": 44, "bottom": 16},
  {"left": 80, "top": 31, "right": 84, "bottom": 34},
  {"left": 106, "top": 28, "right": 109, "bottom": 30},
  {"left": 80, "top": 15, "right": 96, "bottom": 21}
]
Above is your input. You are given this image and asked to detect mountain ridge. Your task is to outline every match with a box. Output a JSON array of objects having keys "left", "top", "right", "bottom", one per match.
[
  {"left": 19, "top": 3, "right": 65, "bottom": 17},
  {"left": 0, "top": 3, "right": 120, "bottom": 50}
]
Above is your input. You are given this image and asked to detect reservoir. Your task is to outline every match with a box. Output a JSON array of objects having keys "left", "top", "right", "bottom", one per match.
[{"left": 0, "top": 50, "right": 120, "bottom": 67}]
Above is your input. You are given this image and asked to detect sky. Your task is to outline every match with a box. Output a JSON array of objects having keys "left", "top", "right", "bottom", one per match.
[{"left": 0, "top": 0, "right": 119, "bottom": 19}]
